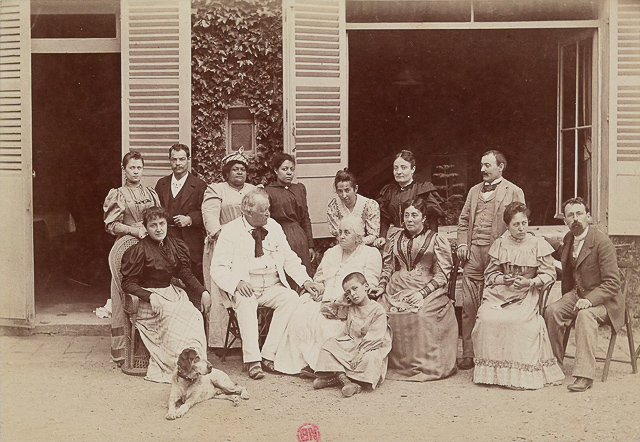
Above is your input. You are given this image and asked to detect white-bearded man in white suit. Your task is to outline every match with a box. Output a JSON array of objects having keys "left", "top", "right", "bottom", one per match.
[{"left": 210, "top": 189, "right": 323, "bottom": 380}]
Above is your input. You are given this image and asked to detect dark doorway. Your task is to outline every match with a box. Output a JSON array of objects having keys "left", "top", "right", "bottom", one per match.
[
  {"left": 349, "top": 29, "right": 582, "bottom": 226},
  {"left": 32, "top": 53, "right": 121, "bottom": 306}
]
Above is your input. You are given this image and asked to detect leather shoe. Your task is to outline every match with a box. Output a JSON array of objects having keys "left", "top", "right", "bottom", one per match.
[
  {"left": 567, "top": 377, "right": 593, "bottom": 392},
  {"left": 261, "top": 359, "right": 276, "bottom": 373},
  {"left": 458, "top": 357, "right": 474, "bottom": 370},
  {"left": 313, "top": 375, "right": 340, "bottom": 390}
]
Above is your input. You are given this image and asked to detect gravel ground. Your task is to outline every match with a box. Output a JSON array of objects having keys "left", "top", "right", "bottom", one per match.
[{"left": 1, "top": 333, "right": 638, "bottom": 442}]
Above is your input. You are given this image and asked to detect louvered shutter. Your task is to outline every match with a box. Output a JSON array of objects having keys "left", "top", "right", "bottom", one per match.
[
  {"left": 121, "top": 0, "right": 191, "bottom": 187},
  {"left": 283, "top": 0, "right": 348, "bottom": 238},
  {"left": 0, "top": 0, "right": 34, "bottom": 327},
  {"left": 608, "top": 0, "right": 640, "bottom": 235}
]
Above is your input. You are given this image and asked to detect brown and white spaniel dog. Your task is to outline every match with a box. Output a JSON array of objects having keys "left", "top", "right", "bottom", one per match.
[{"left": 166, "top": 348, "right": 249, "bottom": 420}]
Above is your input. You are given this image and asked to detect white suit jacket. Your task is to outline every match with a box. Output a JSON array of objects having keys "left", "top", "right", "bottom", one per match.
[{"left": 210, "top": 216, "right": 310, "bottom": 295}]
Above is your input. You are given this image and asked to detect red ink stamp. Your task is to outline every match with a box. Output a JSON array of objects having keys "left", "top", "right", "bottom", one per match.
[{"left": 297, "top": 423, "right": 320, "bottom": 442}]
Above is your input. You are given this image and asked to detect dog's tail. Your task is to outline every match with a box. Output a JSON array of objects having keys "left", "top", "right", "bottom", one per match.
[{"left": 240, "top": 387, "right": 249, "bottom": 400}]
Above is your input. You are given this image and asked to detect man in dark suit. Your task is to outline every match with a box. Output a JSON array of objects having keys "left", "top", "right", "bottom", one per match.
[
  {"left": 544, "top": 197, "right": 623, "bottom": 392},
  {"left": 456, "top": 150, "right": 525, "bottom": 370},
  {"left": 156, "top": 143, "right": 207, "bottom": 283}
]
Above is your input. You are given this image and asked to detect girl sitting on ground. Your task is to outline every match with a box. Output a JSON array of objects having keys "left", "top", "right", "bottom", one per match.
[{"left": 312, "top": 272, "right": 392, "bottom": 397}]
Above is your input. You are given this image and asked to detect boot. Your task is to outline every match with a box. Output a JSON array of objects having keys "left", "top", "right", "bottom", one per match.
[
  {"left": 313, "top": 375, "right": 340, "bottom": 390},
  {"left": 338, "top": 373, "right": 361, "bottom": 397}
]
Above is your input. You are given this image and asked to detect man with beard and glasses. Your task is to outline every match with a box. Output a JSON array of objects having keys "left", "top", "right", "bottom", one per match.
[
  {"left": 456, "top": 150, "right": 525, "bottom": 370},
  {"left": 544, "top": 197, "right": 623, "bottom": 392}
]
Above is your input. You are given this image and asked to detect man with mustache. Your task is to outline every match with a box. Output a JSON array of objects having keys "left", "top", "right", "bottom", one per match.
[
  {"left": 156, "top": 143, "right": 208, "bottom": 284},
  {"left": 544, "top": 197, "right": 623, "bottom": 392},
  {"left": 456, "top": 150, "right": 525, "bottom": 370}
]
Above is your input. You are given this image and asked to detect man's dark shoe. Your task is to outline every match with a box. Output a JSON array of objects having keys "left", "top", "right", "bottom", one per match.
[
  {"left": 261, "top": 359, "right": 276, "bottom": 373},
  {"left": 313, "top": 375, "right": 340, "bottom": 390},
  {"left": 458, "top": 357, "right": 474, "bottom": 370},
  {"left": 567, "top": 377, "right": 593, "bottom": 392}
]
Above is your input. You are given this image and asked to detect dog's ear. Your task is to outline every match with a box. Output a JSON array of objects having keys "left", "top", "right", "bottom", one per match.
[{"left": 177, "top": 348, "right": 197, "bottom": 379}]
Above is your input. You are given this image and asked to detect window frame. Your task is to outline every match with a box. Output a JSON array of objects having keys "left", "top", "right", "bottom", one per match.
[
  {"left": 226, "top": 107, "right": 256, "bottom": 155},
  {"left": 555, "top": 30, "right": 598, "bottom": 220}
]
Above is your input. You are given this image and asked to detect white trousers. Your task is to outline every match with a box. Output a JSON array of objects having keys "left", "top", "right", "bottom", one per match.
[{"left": 234, "top": 279, "right": 300, "bottom": 363}]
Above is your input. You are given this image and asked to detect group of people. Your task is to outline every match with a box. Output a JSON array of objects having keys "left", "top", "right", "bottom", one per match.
[{"left": 104, "top": 145, "right": 625, "bottom": 396}]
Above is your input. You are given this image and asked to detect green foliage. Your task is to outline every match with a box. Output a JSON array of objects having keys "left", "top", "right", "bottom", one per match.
[
  {"left": 433, "top": 164, "right": 465, "bottom": 226},
  {"left": 191, "top": 0, "right": 283, "bottom": 185}
]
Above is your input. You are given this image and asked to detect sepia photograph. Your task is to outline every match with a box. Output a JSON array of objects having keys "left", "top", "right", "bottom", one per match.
[{"left": 1, "top": 0, "right": 639, "bottom": 440}]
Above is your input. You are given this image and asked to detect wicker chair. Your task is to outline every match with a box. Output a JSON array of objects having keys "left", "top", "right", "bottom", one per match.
[{"left": 107, "top": 236, "right": 150, "bottom": 376}]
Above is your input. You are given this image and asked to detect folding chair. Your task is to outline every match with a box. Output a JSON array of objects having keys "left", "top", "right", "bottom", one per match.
[{"left": 219, "top": 290, "right": 274, "bottom": 364}]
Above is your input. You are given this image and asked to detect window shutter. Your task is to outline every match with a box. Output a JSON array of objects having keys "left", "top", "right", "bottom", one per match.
[
  {"left": 121, "top": 0, "right": 191, "bottom": 187},
  {"left": 0, "top": 0, "right": 34, "bottom": 326},
  {"left": 283, "top": 0, "right": 348, "bottom": 237},
  {"left": 608, "top": 0, "right": 640, "bottom": 235}
]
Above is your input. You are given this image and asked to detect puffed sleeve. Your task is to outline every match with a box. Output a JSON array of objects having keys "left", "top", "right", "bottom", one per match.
[
  {"left": 378, "top": 230, "right": 399, "bottom": 289},
  {"left": 326, "top": 198, "right": 340, "bottom": 239},
  {"left": 363, "top": 196, "right": 381, "bottom": 246},
  {"left": 103, "top": 189, "right": 135, "bottom": 237},
  {"left": 121, "top": 243, "right": 153, "bottom": 302},
  {"left": 202, "top": 183, "right": 223, "bottom": 236},
  {"left": 174, "top": 238, "right": 205, "bottom": 307},
  {"left": 423, "top": 233, "right": 452, "bottom": 296},
  {"left": 531, "top": 237, "right": 557, "bottom": 289}
]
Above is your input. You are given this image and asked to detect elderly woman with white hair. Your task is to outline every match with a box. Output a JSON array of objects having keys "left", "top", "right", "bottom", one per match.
[{"left": 274, "top": 216, "right": 382, "bottom": 375}]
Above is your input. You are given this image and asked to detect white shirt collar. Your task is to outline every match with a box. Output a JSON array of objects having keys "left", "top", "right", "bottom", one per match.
[
  {"left": 486, "top": 178, "right": 502, "bottom": 186},
  {"left": 574, "top": 225, "right": 589, "bottom": 243},
  {"left": 171, "top": 172, "right": 188, "bottom": 187}
]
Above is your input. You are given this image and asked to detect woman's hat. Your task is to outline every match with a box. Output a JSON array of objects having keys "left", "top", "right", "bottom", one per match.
[{"left": 221, "top": 146, "right": 249, "bottom": 166}]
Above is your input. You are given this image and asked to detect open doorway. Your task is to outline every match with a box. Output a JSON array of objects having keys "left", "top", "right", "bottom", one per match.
[
  {"left": 349, "top": 28, "right": 592, "bottom": 226},
  {"left": 31, "top": 53, "right": 121, "bottom": 310}
]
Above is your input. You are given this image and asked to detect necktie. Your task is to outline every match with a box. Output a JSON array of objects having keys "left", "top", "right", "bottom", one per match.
[
  {"left": 481, "top": 183, "right": 497, "bottom": 193},
  {"left": 251, "top": 227, "right": 268, "bottom": 257}
]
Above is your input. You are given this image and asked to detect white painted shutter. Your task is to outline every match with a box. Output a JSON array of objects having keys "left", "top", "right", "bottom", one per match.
[
  {"left": 121, "top": 0, "right": 191, "bottom": 187},
  {"left": 0, "top": 0, "right": 34, "bottom": 327},
  {"left": 609, "top": 0, "right": 640, "bottom": 235},
  {"left": 283, "top": 0, "right": 348, "bottom": 238}
]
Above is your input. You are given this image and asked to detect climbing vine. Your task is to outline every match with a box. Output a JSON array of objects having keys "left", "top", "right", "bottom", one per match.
[{"left": 191, "top": 0, "right": 283, "bottom": 184}]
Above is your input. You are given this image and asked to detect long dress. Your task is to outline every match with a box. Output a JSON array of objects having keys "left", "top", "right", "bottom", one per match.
[
  {"left": 274, "top": 244, "right": 382, "bottom": 374},
  {"left": 201, "top": 181, "right": 256, "bottom": 347},
  {"left": 121, "top": 235, "right": 207, "bottom": 383},
  {"left": 380, "top": 228, "right": 458, "bottom": 382},
  {"left": 327, "top": 193, "right": 380, "bottom": 246},
  {"left": 315, "top": 301, "right": 392, "bottom": 388},
  {"left": 472, "top": 232, "right": 565, "bottom": 389},
  {"left": 265, "top": 182, "right": 314, "bottom": 274},
  {"left": 103, "top": 184, "right": 160, "bottom": 364},
  {"left": 377, "top": 180, "right": 442, "bottom": 238}
]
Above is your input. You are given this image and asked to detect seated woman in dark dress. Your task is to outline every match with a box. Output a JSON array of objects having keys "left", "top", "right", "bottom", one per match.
[
  {"left": 121, "top": 207, "right": 211, "bottom": 383},
  {"left": 370, "top": 198, "right": 458, "bottom": 382}
]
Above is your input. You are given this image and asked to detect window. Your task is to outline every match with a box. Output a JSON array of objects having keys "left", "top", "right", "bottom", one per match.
[
  {"left": 556, "top": 33, "right": 594, "bottom": 218},
  {"left": 227, "top": 107, "right": 255, "bottom": 154}
]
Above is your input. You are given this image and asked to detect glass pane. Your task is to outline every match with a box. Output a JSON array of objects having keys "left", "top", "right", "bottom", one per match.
[
  {"left": 230, "top": 122, "right": 253, "bottom": 152},
  {"left": 561, "top": 129, "right": 576, "bottom": 204},
  {"left": 578, "top": 38, "right": 592, "bottom": 127},
  {"left": 561, "top": 43, "right": 577, "bottom": 129},
  {"left": 30, "top": 15, "right": 116, "bottom": 39},
  {"left": 474, "top": 0, "right": 598, "bottom": 22},
  {"left": 577, "top": 128, "right": 592, "bottom": 204}
]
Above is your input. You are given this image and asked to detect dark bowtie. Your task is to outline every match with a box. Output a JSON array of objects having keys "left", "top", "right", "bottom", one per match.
[
  {"left": 481, "top": 183, "right": 498, "bottom": 193},
  {"left": 251, "top": 227, "right": 268, "bottom": 257}
]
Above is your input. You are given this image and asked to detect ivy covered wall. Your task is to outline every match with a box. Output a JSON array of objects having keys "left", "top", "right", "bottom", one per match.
[{"left": 191, "top": 0, "right": 283, "bottom": 185}]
